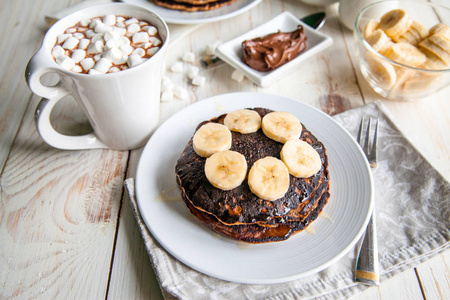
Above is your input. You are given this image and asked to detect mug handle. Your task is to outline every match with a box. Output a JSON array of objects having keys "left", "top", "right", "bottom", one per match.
[{"left": 26, "top": 49, "right": 107, "bottom": 150}]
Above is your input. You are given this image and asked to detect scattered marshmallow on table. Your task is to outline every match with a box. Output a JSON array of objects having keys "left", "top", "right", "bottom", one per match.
[
  {"left": 51, "top": 14, "right": 163, "bottom": 74},
  {"left": 182, "top": 52, "right": 196, "bottom": 63},
  {"left": 231, "top": 69, "right": 245, "bottom": 82}
]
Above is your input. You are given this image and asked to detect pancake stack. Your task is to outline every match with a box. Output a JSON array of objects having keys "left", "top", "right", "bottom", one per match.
[
  {"left": 175, "top": 108, "right": 330, "bottom": 243},
  {"left": 151, "top": 0, "right": 237, "bottom": 12}
]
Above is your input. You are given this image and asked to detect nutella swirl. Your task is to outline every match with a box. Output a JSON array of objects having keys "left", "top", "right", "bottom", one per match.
[{"left": 242, "top": 25, "right": 307, "bottom": 72}]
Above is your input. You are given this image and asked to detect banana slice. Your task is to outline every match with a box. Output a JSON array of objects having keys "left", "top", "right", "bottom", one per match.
[
  {"left": 418, "top": 38, "right": 450, "bottom": 65},
  {"left": 280, "top": 140, "right": 321, "bottom": 178},
  {"left": 364, "top": 19, "right": 380, "bottom": 39},
  {"left": 384, "top": 42, "right": 427, "bottom": 67},
  {"left": 402, "top": 73, "right": 443, "bottom": 95},
  {"left": 248, "top": 156, "right": 290, "bottom": 201},
  {"left": 365, "top": 54, "right": 397, "bottom": 89},
  {"left": 261, "top": 111, "right": 302, "bottom": 144},
  {"left": 429, "top": 23, "right": 450, "bottom": 40},
  {"left": 428, "top": 34, "right": 450, "bottom": 61},
  {"left": 224, "top": 109, "right": 261, "bottom": 134},
  {"left": 204, "top": 150, "right": 247, "bottom": 190},
  {"left": 378, "top": 9, "right": 412, "bottom": 41},
  {"left": 397, "top": 20, "right": 429, "bottom": 45},
  {"left": 193, "top": 123, "right": 232, "bottom": 158},
  {"left": 365, "top": 29, "right": 392, "bottom": 52}
]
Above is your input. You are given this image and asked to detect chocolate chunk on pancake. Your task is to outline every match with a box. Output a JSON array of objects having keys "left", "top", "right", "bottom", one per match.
[
  {"left": 175, "top": 108, "right": 330, "bottom": 243},
  {"left": 151, "top": 0, "right": 237, "bottom": 11}
]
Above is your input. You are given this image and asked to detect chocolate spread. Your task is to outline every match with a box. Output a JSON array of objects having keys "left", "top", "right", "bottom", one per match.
[{"left": 242, "top": 25, "right": 307, "bottom": 72}]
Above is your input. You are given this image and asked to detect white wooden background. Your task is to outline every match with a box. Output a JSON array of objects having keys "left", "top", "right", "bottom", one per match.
[{"left": 0, "top": 0, "right": 449, "bottom": 299}]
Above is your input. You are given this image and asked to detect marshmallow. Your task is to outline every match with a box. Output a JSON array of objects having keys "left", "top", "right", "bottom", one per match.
[
  {"left": 117, "top": 16, "right": 125, "bottom": 23},
  {"left": 139, "top": 42, "right": 152, "bottom": 49},
  {"left": 66, "top": 28, "right": 77, "bottom": 34},
  {"left": 85, "top": 30, "right": 95, "bottom": 38},
  {"left": 78, "top": 38, "right": 90, "bottom": 50},
  {"left": 105, "top": 38, "right": 119, "bottom": 50},
  {"left": 62, "top": 36, "right": 79, "bottom": 50},
  {"left": 103, "top": 14, "right": 116, "bottom": 26},
  {"left": 116, "top": 22, "right": 125, "bottom": 28},
  {"left": 80, "top": 58, "right": 95, "bottom": 71},
  {"left": 108, "top": 67, "right": 120, "bottom": 73},
  {"left": 170, "top": 62, "right": 183, "bottom": 73},
  {"left": 57, "top": 33, "right": 71, "bottom": 44},
  {"left": 124, "top": 18, "right": 139, "bottom": 25},
  {"left": 88, "top": 68, "right": 102, "bottom": 75},
  {"left": 160, "top": 91, "right": 174, "bottom": 102},
  {"left": 56, "top": 55, "right": 75, "bottom": 70},
  {"left": 192, "top": 75, "right": 206, "bottom": 86},
  {"left": 119, "top": 44, "right": 134, "bottom": 56},
  {"left": 149, "top": 37, "right": 162, "bottom": 46},
  {"left": 93, "top": 58, "right": 112, "bottom": 74},
  {"left": 72, "top": 65, "right": 83, "bottom": 73},
  {"left": 52, "top": 45, "right": 65, "bottom": 58},
  {"left": 231, "top": 69, "right": 245, "bottom": 82},
  {"left": 143, "top": 25, "right": 158, "bottom": 35},
  {"left": 73, "top": 32, "right": 85, "bottom": 39},
  {"left": 147, "top": 47, "right": 160, "bottom": 56},
  {"left": 182, "top": 52, "right": 196, "bottom": 63},
  {"left": 103, "top": 31, "right": 119, "bottom": 42},
  {"left": 161, "top": 79, "right": 174, "bottom": 92},
  {"left": 94, "top": 22, "right": 112, "bottom": 34},
  {"left": 187, "top": 66, "right": 199, "bottom": 79},
  {"left": 118, "top": 36, "right": 130, "bottom": 46},
  {"left": 80, "top": 19, "right": 90, "bottom": 27},
  {"left": 93, "top": 54, "right": 102, "bottom": 62},
  {"left": 89, "top": 19, "right": 102, "bottom": 29},
  {"left": 103, "top": 48, "right": 123, "bottom": 63},
  {"left": 127, "top": 54, "right": 146, "bottom": 68},
  {"left": 87, "top": 40, "right": 104, "bottom": 54},
  {"left": 91, "top": 33, "right": 104, "bottom": 43},
  {"left": 139, "top": 21, "right": 148, "bottom": 27},
  {"left": 127, "top": 23, "right": 140, "bottom": 34},
  {"left": 113, "top": 27, "right": 127, "bottom": 36},
  {"left": 71, "top": 49, "right": 86, "bottom": 63},
  {"left": 132, "top": 32, "right": 149, "bottom": 44},
  {"left": 174, "top": 86, "right": 188, "bottom": 100},
  {"left": 132, "top": 48, "right": 146, "bottom": 57}
]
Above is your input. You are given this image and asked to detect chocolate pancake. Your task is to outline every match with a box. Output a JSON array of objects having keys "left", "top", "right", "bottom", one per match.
[
  {"left": 175, "top": 108, "right": 330, "bottom": 243},
  {"left": 151, "top": 0, "right": 237, "bottom": 11}
]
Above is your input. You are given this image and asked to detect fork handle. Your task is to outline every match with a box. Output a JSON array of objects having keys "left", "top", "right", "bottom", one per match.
[{"left": 355, "top": 208, "right": 380, "bottom": 285}]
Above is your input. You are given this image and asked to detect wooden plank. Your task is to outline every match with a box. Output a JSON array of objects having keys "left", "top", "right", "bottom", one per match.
[
  {"left": 0, "top": 93, "right": 128, "bottom": 299},
  {"left": 415, "top": 250, "right": 450, "bottom": 300},
  {"left": 0, "top": 0, "right": 78, "bottom": 173},
  {"left": 107, "top": 148, "right": 164, "bottom": 300}
]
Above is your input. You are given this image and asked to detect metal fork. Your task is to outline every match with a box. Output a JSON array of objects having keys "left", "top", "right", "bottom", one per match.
[{"left": 355, "top": 117, "right": 380, "bottom": 286}]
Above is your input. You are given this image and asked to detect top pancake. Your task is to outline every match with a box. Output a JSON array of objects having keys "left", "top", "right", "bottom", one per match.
[
  {"left": 175, "top": 108, "right": 329, "bottom": 225},
  {"left": 151, "top": 0, "right": 237, "bottom": 11}
]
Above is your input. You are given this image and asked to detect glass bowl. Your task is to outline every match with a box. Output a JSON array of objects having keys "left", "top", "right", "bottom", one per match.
[{"left": 354, "top": 0, "right": 450, "bottom": 101}]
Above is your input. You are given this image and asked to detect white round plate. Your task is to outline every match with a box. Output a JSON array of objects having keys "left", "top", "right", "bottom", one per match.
[
  {"left": 135, "top": 92, "right": 374, "bottom": 284},
  {"left": 121, "top": 0, "right": 262, "bottom": 24}
]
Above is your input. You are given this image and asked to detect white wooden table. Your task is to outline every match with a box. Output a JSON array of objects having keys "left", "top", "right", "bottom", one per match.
[{"left": 1, "top": 0, "right": 449, "bottom": 299}]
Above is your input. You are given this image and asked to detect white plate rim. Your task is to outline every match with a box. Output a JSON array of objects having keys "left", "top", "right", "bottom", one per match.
[
  {"left": 215, "top": 11, "right": 333, "bottom": 87},
  {"left": 121, "top": 0, "right": 263, "bottom": 24},
  {"left": 135, "top": 92, "right": 374, "bottom": 284}
]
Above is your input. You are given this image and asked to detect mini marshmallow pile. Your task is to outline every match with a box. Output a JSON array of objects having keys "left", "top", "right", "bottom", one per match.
[{"left": 51, "top": 15, "right": 162, "bottom": 74}]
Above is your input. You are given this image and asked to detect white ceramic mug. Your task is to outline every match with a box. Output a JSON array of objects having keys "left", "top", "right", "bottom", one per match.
[{"left": 25, "top": 3, "right": 169, "bottom": 150}]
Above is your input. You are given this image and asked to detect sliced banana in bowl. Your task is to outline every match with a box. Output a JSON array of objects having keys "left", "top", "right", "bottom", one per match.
[{"left": 354, "top": 1, "right": 450, "bottom": 100}]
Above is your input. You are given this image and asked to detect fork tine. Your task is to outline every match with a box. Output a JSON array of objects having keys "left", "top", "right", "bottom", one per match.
[
  {"left": 364, "top": 118, "right": 372, "bottom": 155},
  {"left": 358, "top": 116, "right": 365, "bottom": 145},
  {"left": 371, "top": 118, "right": 379, "bottom": 168}
]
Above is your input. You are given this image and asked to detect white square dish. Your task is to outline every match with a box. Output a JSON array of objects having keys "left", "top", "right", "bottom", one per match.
[{"left": 215, "top": 11, "right": 333, "bottom": 87}]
